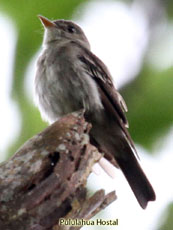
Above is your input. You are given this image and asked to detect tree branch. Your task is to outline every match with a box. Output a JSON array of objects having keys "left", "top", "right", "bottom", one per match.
[{"left": 0, "top": 111, "right": 116, "bottom": 230}]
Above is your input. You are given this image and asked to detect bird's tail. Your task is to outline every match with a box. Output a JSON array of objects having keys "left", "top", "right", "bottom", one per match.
[
  {"left": 115, "top": 145, "right": 156, "bottom": 209},
  {"left": 89, "top": 123, "right": 156, "bottom": 209}
]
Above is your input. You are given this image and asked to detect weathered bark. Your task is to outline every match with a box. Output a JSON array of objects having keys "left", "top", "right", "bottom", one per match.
[{"left": 0, "top": 111, "right": 116, "bottom": 230}]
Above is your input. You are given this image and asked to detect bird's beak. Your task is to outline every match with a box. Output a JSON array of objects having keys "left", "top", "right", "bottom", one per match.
[{"left": 38, "top": 15, "right": 55, "bottom": 28}]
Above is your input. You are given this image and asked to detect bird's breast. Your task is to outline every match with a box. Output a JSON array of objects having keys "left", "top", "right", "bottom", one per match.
[{"left": 35, "top": 48, "right": 103, "bottom": 123}]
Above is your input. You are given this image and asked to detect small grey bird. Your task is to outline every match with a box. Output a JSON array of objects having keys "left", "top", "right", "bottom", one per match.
[{"left": 35, "top": 15, "right": 156, "bottom": 209}]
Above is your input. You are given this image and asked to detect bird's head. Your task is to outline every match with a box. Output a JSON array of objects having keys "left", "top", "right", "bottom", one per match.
[{"left": 38, "top": 15, "right": 90, "bottom": 49}]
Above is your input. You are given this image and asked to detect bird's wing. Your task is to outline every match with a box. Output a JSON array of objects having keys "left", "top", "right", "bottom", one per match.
[
  {"left": 79, "top": 53, "right": 129, "bottom": 127},
  {"left": 75, "top": 42, "right": 138, "bottom": 155}
]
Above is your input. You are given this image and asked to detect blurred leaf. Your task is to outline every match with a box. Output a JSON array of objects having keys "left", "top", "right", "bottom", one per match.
[
  {"left": 165, "top": 0, "right": 173, "bottom": 19},
  {"left": 158, "top": 203, "right": 173, "bottom": 230},
  {"left": 121, "top": 67, "right": 173, "bottom": 150}
]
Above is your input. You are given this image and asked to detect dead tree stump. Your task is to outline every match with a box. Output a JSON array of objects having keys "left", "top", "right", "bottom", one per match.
[{"left": 0, "top": 111, "right": 116, "bottom": 230}]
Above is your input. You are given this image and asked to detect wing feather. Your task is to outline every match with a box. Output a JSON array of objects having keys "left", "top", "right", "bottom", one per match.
[{"left": 72, "top": 41, "right": 138, "bottom": 156}]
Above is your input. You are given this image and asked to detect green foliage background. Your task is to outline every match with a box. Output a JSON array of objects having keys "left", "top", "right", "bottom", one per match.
[{"left": 0, "top": 0, "right": 172, "bottom": 229}]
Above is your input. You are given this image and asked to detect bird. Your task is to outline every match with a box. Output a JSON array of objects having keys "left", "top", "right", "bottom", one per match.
[{"left": 35, "top": 15, "right": 156, "bottom": 209}]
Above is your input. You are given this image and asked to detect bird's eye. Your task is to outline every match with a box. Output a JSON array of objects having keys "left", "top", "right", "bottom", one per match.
[{"left": 67, "top": 25, "right": 76, "bottom": 33}]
